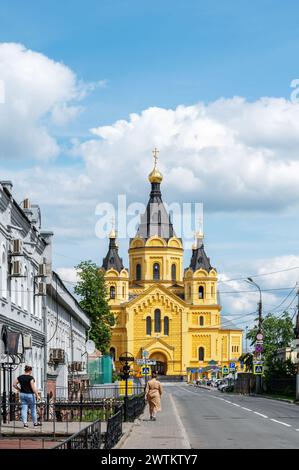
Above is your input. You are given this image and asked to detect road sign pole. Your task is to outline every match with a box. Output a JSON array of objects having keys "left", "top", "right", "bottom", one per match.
[{"left": 124, "top": 360, "right": 128, "bottom": 422}]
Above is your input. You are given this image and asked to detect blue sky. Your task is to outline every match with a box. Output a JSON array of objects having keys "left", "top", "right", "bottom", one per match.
[{"left": 1, "top": 1, "right": 299, "bottom": 327}]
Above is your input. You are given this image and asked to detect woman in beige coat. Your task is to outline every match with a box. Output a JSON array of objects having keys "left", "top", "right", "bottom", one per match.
[{"left": 145, "top": 371, "right": 163, "bottom": 421}]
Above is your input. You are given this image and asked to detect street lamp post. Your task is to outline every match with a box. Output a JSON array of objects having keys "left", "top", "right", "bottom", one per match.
[
  {"left": 247, "top": 278, "right": 263, "bottom": 394},
  {"left": 119, "top": 352, "right": 134, "bottom": 422},
  {"left": 294, "top": 288, "right": 299, "bottom": 402}
]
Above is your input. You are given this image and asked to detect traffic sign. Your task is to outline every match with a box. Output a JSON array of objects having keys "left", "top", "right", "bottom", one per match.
[
  {"left": 229, "top": 362, "right": 236, "bottom": 370},
  {"left": 253, "top": 364, "right": 264, "bottom": 375},
  {"left": 136, "top": 359, "right": 157, "bottom": 366},
  {"left": 141, "top": 366, "right": 151, "bottom": 376},
  {"left": 222, "top": 366, "right": 229, "bottom": 375}
]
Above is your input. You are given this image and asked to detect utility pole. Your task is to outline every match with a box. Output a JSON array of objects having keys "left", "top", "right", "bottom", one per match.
[
  {"left": 246, "top": 326, "right": 248, "bottom": 353},
  {"left": 294, "top": 288, "right": 299, "bottom": 401},
  {"left": 247, "top": 278, "right": 263, "bottom": 394}
]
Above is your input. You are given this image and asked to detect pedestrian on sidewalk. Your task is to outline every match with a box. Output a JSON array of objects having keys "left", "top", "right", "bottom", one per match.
[
  {"left": 145, "top": 371, "right": 163, "bottom": 421},
  {"left": 13, "top": 365, "right": 41, "bottom": 428}
]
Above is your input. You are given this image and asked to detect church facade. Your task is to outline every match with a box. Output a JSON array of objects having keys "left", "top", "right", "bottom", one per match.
[{"left": 101, "top": 156, "right": 243, "bottom": 379}]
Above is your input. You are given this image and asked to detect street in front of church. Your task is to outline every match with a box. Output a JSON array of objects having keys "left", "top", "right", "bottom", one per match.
[{"left": 119, "top": 383, "right": 299, "bottom": 449}]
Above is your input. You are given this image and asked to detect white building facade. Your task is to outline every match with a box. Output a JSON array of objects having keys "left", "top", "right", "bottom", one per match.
[{"left": 0, "top": 181, "right": 90, "bottom": 398}]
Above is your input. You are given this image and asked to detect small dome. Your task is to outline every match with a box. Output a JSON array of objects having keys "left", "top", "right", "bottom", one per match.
[
  {"left": 148, "top": 168, "right": 163, "bottom": 184},
  {"left": 109, "top": 228, "right": 116, "bottom": 239}
]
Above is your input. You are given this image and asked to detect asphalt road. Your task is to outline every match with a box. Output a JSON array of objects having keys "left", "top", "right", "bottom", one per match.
[{"left": 167, "top": 384, "right": 299, "bottom": 449}]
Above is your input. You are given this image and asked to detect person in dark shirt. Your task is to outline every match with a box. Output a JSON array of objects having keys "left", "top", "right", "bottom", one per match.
[{"left": 13, "top": 365, "right": 41, "bottom": 428}]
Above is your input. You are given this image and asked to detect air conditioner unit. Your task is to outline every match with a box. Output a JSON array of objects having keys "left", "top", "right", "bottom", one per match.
[
  {"left": 23, "top": 334, "right": 32, "bottom": 349},
  {"left": 12, "top": 239, "right": 23, "bottom": 255},
  {"left": 37, "top": 282, "right": 46, "bottom": 296},
  {"left": 38, "top": 263, "right": 47, "bottom": 277},
  {"left": 49, "top": 348, "right": 65, "bottom": 364},
  {"left": 11, "top": 260, "right": 22, "bottom": 277},
  {"left": 69, "top": 361, "right": 84, "bottom": 372}
]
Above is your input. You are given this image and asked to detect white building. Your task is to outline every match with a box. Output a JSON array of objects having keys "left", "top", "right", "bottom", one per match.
[
  {"left": 0, "top": 180, "right": 90, "bottom": 398},
  {"left": 47, "top": 272, "right": 91, "bottom": 398}
]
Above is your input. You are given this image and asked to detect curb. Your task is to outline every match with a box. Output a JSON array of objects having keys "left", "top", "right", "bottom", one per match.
[
  {"left": 113, "top": 414, "right": 146, "bottom": 450},
  {"left": 251, "top": 394, "right": 298, "bottom": 405}
]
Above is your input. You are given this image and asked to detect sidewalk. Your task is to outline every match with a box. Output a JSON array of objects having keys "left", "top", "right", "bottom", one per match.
[{"left": 116, "top": 389, "right": 190, "bottom": 449}]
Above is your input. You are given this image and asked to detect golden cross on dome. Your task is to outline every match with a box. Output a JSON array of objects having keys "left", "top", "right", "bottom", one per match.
[{"left": 152, "top": 147, "right": 160, "bottom": 168}]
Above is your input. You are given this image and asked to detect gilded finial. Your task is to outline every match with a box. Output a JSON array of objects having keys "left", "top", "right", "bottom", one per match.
[
  {"left": 109, "top": 216, "right": 116, "bottom": 239},
  {"left": 149, "top": 148, "right": 163, "bottom": 184}
]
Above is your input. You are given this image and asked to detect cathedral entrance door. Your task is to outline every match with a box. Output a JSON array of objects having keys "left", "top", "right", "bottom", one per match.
[{"left": 149, "top": 352, "right": 168, "bottom": 376}]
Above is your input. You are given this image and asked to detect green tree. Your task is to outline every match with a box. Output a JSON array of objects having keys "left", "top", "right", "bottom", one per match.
[
  {"left": 74, "top": 260, "right": 115, "bottom": 354},
  {"left": 239, "top": 352, "right": 254, "bottom": 372},
  {"left": 247, "top": 312, "right": 294, "bottom": 365}
]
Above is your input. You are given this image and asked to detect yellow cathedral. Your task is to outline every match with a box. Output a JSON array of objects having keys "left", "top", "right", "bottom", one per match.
[{"left": 101, "top": 152, "right": 243, "bottom": 380}]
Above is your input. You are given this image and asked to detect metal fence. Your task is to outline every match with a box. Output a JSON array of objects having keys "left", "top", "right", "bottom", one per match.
[
  {"left": 124, "top": 394, "right": 146, "bottom": 422},
  {"left": 54, "top": 419, "right": 103, "bottom": 450},
  {"left": 0, "top": 397, "right": 120, "bottom": 425},
  {"left": 104, "top": 406, "right": 123, "bottom": 449},
  {"left": 54, "top": 384, "right": 144, "bottom": 401},
  {"left": 1, "top": 393, "right": 145, "bottom": 449}
]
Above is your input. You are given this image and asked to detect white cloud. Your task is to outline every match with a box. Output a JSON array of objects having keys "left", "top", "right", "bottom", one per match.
[
  {"left": 56, "top": 267, "right": 78, "bottom": 285},
  {"left": 0, "top": 43, "right": 100, "bottom": 161},
  {"left": 76, "top": 98, "right": 299, "bottom": 212}
]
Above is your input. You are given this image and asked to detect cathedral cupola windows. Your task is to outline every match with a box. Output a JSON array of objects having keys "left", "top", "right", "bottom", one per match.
[
  {"left": 171, "top": 264, "right": 177, "bottom": 282},
  {"left": 164, "top": 316, "right": 169, "bottom": 336},
  {"left": 154, "top": 309, "right": 161, "bottom": 333},
  {"left": 198, "top": 286, "right": 205, "bottom": 299},
  {"left": 110, "top": 286, "right": 116, "bottom": 299},
  {"left": 153, "top": 263, "right": 160, "bottom": 280},
  {"left": 199, "top": 316, "right": 204, "bottom": 326},
  {"left": 136, "top": 263, "right": 142, "bottom": 281},
  {"left": 146, "top": 316, "right": 152, "bottom": 335}
]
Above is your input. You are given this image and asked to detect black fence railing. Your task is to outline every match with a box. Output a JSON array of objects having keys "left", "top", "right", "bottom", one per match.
[
  {"left": 124, "top": 394, "right": 146, "bottom": 422},
  {"left": 104, "top": 405, "right": 123, "bottom": 449},
  {"left": 54, "top": 419, "right": 102, "bottom": 449},
  {"left": 1, "top": 394, "right": 145, "bottom": 449},
  {"left": 0, "top": 397, "right": 121, "bottom": 425}
]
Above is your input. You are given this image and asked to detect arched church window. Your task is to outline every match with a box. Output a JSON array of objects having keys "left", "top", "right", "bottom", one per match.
[
  {"left": 199, "top": 316, "right": 204, "bottom": 326},
  {"left": 109, "top": 347, "right": 116, "bottom": 361},
  {"left": 146, "top": 316, "right": 152, "bottom": 336},
  {"left": 198, "top": 286, "right": 204, "bottom": 299},
  {"left": 171, "top": 264, "right": 177, "bottom": 282},
  {"left": 198, "top": 347, "right": 205, "bottom": 361},
  {"left": 110, "top": 286, "right": 116, "bottom": 299},
  {"left": 153, "top": 263, "right": 160, "bottom": 280},
  {"left": 136, "top": 264, "right": 142, "bottom": 281},
  {"left": 154, "top": 309, "right": 161, "bottom": 333},
  {"left": 164, "top": 317, "right": 169, "bottom": 336}
]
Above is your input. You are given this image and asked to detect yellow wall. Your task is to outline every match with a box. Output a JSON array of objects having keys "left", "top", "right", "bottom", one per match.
[{"left": 105, "top": 235, "right": 243, "bottom": 377}]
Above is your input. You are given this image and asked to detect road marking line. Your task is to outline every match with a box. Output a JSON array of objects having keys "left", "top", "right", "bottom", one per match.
[
  {"left": 270, "top": 419, "right": 291, "bottom": 427},
  {"left": 182, "top": 387, "right": 203, "bottom": 395},
  {"left": 241, "top": 407, "right": 253, "bottom": 412},
  {"left": 169, "top": 394, "right": 191, "bottom": 449},
  {"left": 231, "top": 403, "right": 241, "bottom": 407},
  {"left": 254, "top": 412, "right": 268, "bottom": 418},
  {"left": 223, "top": 400, "right": 232, "bottom": 403}
]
